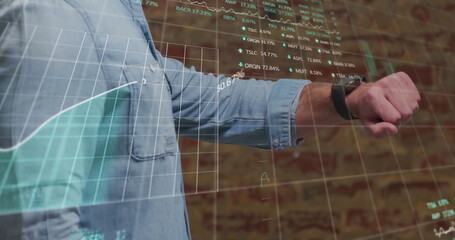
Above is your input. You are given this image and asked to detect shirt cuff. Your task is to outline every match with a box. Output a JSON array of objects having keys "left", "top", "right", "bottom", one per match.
[{"left": 267, "top": 79, "right": 312, "bottom": 150}]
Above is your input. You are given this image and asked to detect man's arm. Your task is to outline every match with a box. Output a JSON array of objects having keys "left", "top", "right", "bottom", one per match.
[
  {"left": 157, "top": 53, "right": 311, "bottom": 149},
  {"left": 295, "top": 72, "right": 421, "bottom": 138}
]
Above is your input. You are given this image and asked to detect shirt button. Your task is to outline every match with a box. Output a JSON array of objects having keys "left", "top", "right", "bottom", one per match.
[
  {"left": 272, "top": 139, "right": 279, "bottom": 147},
  {"left": 149, "top": 63, "right": 158, "bottom": 72}
]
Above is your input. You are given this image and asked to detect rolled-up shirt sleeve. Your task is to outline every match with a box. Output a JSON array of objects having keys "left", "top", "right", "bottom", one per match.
[
  {"left": 157, "top": 52, "right": 311, "bottom": 150},
  {"left": 267, "top": 78, "right": 310, "bottom": 150}
]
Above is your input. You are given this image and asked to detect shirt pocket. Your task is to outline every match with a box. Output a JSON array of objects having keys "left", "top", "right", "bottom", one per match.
[{"left": 123, "top": 66, "right": 176, "bottom": 161}]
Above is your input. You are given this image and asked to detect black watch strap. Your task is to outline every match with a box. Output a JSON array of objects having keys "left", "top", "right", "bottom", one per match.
[{"left": 331, "top": 74, "right": 367, "bottom": 120}]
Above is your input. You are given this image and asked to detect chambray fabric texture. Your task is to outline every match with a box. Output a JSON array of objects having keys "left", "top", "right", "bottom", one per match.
[{"left": 0, "top": 0, "right": 310, "bottom": 239}]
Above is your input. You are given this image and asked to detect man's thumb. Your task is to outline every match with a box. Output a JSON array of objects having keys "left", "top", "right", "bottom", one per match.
[{"left": 364, "top": 121, "right": 398, "bottom": 138}]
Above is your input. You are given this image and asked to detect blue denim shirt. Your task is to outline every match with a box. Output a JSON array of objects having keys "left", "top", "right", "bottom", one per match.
[{"left": 0, "top": 0, "right": 310, "bottom": 239}]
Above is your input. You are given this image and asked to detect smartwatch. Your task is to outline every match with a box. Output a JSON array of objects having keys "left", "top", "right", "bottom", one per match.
[{"left": 331, "top": 73, "right": 367, "bottom": 120}]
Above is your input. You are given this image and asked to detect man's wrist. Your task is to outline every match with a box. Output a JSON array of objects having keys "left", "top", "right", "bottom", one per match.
[{"left": 345, "top": 82, "right": 369, "bottom": 119}]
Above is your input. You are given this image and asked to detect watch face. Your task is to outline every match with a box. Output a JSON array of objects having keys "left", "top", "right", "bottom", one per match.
[
  {"left": 343, "top": 74, "right": 366, "bottom": 94},
  {"left": 344, "top": 79, "right": 362, "bottom": 94},
  {"left": 345, "top": 73, "right": 364, "bottom": 81}
]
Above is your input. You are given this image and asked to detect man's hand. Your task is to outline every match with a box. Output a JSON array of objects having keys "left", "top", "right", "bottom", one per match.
[
  {"left": 345, "top": 72, "right": 421, "bottom": 138},
  {"left": 295, "top": 72, "right": 421, "bottom": 139}
]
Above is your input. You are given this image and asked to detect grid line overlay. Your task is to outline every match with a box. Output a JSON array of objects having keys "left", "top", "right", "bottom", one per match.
[{"left": 0, "top": 0, "right": 453, "bottom": 239}]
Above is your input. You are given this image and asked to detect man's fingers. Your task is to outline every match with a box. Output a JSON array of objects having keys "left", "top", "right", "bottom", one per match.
[
  {"left": 364, "top": 121, "right": 398, "bottom": 138},
  {"left": 395, "top": 72, "right": 420, "bottom": 101},
  {"left": 385, "top": 90, "right": 414, "bottom": 124},
  {"left": 381, "top": 72, "right": 420, "bottom": 126},
  {"left": 372, "top": 95, "right": 402, "bottom": 125},
  {"left": 391, "top": 72, "right": 421, "bottom": 104}
]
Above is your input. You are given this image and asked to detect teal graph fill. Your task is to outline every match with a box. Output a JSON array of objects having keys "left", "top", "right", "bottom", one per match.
[{"left": 0, "top": 85, "right": 131, "bottom": 215}]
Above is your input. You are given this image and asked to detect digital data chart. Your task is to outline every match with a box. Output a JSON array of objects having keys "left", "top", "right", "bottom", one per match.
[
  {"left": 0, "top": 0, "right": 453, "bottom": 239},
  {"left": 142, "top": 0, "right": 455, "bottom": 239}
]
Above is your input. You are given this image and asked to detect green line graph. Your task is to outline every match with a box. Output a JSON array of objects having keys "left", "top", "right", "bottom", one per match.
[{"left": 0, "top": 84, "right": 130, "bottom": 215}]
